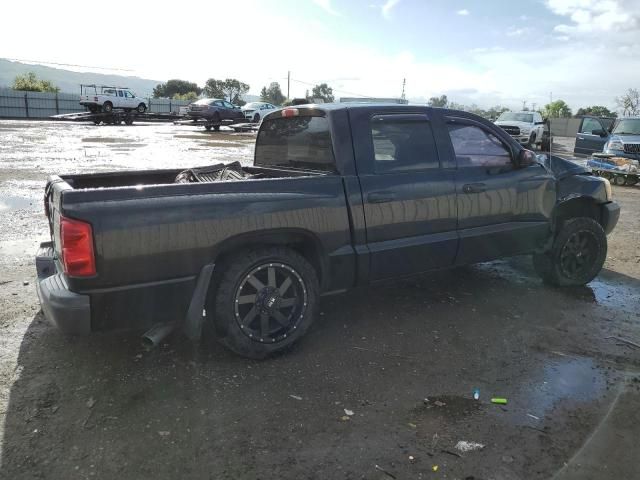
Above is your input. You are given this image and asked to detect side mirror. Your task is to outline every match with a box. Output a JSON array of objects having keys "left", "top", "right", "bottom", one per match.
[
  {"left": 592, "top": 129, "right": 607, "bottom": 137},
  {"left": 518, "top": 149, "right": 537, "bottom": 168}
]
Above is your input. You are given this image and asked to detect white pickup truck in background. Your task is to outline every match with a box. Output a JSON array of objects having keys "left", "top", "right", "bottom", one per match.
[
  {"left": 495, "top": 111, "right": 545, "bottom": 149},
  {"left": 80, "top": 84, "right": 147, "bottom": 113}
]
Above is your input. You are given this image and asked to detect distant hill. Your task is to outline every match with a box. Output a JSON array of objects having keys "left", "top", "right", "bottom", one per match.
[
  {"left": 0, "top": 59, "right": 162, "bottom": 97},
  {"left": 0, "top": 59, "right": 263, "bottom": 102}
]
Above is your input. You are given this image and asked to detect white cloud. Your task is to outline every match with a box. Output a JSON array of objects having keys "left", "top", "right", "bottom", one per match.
[
  {"left": 546, "top": 0, "right": 639, "bottom": 33},
  {"left": 457, "top": 9, "right": 470, "bottom": 15},
  {"left": 382, "top": 0, "right": 402, "bottom": 19},
  {"left": 312, "top": 0, "right": 341, "bottom": 16},
  {"left": 506, "top": 26, "right": 533, "bottom": 36}
]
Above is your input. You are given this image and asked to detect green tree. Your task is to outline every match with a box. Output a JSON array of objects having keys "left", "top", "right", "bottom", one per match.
[
  {"left": 12, "top": 72, "right": 59, "bottom": 93},
  {"left": 311, "top": 83, "right": 334, "bottom": 103},
  {"left": 575, "top": 105, "right": 616, "bottom": 117},
  {"left": 172, "top": 91, "right": 199, "bottom": 101},
  {"left": 153, "top": 79, "right": 201, "bottom": 98},
  {"left": 204, "top": 78, "right": 226, "bottom": 98},
  {"left": 427, "top": 95, "right": 448, "bottom": 108},
  {"left": 260, "top": 82, "right": 286, "bottom": 105},
  {"left": 543, "top": 100, "right": 572, "bottom": 118},
  {"left": 204, "top": 78, "right": 250, "bottom": 104}
]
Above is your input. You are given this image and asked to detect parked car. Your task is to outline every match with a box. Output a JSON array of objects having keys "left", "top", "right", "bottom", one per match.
[
  {"left": 574, "top": 116, "right": 639, "bottom": 160},
  {"left": 186, "top": 98, "right": 245, "bottom": 128},
  {"left": 495, "top": 111, "right": 546, "bottom": 148},
  {"left": 79, "top": 84, "right": 147, "bottom": 113},
  {"left": 36, "top": 104, "right": 619, "bottom": 358},
  {"left": 242, "top": 102, "right": 279, "bottom": 123}
]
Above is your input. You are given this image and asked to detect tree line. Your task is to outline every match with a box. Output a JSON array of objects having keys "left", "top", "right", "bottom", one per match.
[
  {"left": 152, "top": 79, "right": 335, "bottom": 105},
  {"left": 10, "top": 72, "right": 640, "bottom": 117}
]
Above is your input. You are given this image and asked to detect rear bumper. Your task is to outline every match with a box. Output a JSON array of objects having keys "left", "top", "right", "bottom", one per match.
[
  {"left": 602, "top": 202, "right": 620, "bottom": 235},
  {"left": 36, "top": 242, "right": 91, "bottom": 335}
]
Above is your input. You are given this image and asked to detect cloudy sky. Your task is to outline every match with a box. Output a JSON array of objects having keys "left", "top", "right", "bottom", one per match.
[{"left": 0, "top": 0, "right": 639, "bottom": 110}]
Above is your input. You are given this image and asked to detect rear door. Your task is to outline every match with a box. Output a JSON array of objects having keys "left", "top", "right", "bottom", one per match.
[
  {"left": 575, "top": 117, "right": 608, "bottom": 155},
  {"left": 446, "top": 117, "right": 555, "bottom": 265},
  {"left": 350, "top": 108, "right": 458, "bottom": 281}
]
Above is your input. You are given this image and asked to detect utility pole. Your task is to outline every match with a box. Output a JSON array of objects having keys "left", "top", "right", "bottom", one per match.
[
  {"left": 532, "top": 102, "right": 537, "bottom": 112},
  {"left": 522, "top": 100, "right": 527, "bottom": 110},
  {"left": 401, "top": 78, "right": 406, "bottom": 100},
  {"left": 287, "top": 71, "right": 290, "bottom": 100},
  {"left": 550, "top": 92, "right": 552, "bottom": 104}
]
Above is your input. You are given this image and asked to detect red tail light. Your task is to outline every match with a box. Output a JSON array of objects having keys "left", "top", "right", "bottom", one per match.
[
  {"left": 61, "top": 216, "right": 96, "bottom": 277},
  {"left": 281, "top": 108, "right": 299, "bottom": 117}
]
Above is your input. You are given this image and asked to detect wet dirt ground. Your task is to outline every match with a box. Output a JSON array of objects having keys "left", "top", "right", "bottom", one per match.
[{"left": 1, "top": 120, "right": 639, "bottom": 480}]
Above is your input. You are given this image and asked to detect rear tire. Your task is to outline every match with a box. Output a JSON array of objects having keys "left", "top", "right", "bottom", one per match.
[
  {"left": 204, "top": 125, "right": 212, "bottom": 131},
  {"left": 207, "top": 246, "right": 319, "bottom": 359},
  {"left": 533, "top": 217, "right": 607, "bottom": 286},
  {"left": 103, "top": 101, "right": 113, "bottom": 113},
  {"left": 613, "top": 175, "right": 626, "bottom": 186}
]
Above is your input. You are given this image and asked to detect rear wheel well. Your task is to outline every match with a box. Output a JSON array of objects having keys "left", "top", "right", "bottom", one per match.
[
  {"left": 211, "top": 232, "right": 325, "bottom": 289},
  {"left": 554, "top": 198, "right": 603, "bottom": 231}
]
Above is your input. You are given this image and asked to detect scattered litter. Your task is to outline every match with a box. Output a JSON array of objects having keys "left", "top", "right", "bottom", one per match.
[
  {"left": 23, "top": 280, "right": 29, "bottom": 286},
  {"left": 491, "top": 397, "right": 507, "bottom": 405},
  {"left": 527, "top": 413, "right": 540, "bottom": 420},
  {"left": 455, "top": 441, "right": 485, "bottom": 453},
  {"left": 605, "top": 335, "right": 640, "bottom": 349},
  {"left": 473, "top": 388, "right": 480, "bottom": 400},
  {"left": 340, "top": 415, "right": 351, "bottom": 422},
  {"left": 134, "top": 353, "right": 143, "bottom": 360},
  {"left": 408, "top": 422, "right": 417, "bottom": 428},
  {"left": 442, "top": 449, "right": 462, "bottom": 458},
  {"left": 408, "top": 455, "right": 415, "bottom": 463},
  {"left": 502, "top": 455, "right": 514, "bottom": 463},
  {"left": 289, "top": 395, "right": 302, "bottom": 401},
  {"left": 85, "top": 397, "right": 96, "bottom": 409},
  {"left": 434, "top": 400, "right": 446, "bottom": 407},
  {"left": 432, "top": 465, "right": 439, "bottom": 472},
  {"left": 375, "top": 464, "right": 397, "bottom": 479},
  {"left": 158, "top": 431, "right": 170, "bottom": 437},
  {"left": 344, "top": 408, "right": 354, "bottom": 416}
]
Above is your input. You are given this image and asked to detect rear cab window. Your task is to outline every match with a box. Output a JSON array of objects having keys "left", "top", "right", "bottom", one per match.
[
  {"left": 370, "top": 114, "right": 440, "bottom": 173},
  {"left": 255, "top": 114, "right": 335, "bottom": 172}
]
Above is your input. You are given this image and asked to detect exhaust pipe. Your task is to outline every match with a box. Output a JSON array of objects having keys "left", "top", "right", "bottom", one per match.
[{"left": 141, "top": 323, "right": 176, "bottom": 349}]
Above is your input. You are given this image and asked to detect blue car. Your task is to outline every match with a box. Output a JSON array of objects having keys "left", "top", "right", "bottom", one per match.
[{"left": 574, "top": 116, "right": 640, "bottom": 161}]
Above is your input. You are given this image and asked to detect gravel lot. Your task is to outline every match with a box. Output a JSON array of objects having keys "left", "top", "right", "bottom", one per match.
[{"left": 1, "top": 120, "right": 639, "bottom": 480}]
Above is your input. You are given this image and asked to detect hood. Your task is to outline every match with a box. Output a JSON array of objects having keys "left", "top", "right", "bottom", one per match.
[
  {"left": 495, "top": 120, "right": 532, "bottom": 128},
  {"left": 609, "top": 134, "right": 640, "bottom": 144},
  {"left": 542, "top": 155, "right": 590, "bottom": 180}
]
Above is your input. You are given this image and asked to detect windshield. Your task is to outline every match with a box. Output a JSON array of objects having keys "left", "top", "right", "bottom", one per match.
[
  {"left": 612, "top": 118, "right": 640, "bottom": 135},
  {"left": 255, "top": 115, "right": 335, "bottom": 171},
  {"left": 497, "top": 112, "right": 534, "bottom": 123},
  {"left": 244, "top": 102, "right": 264, "bottom": 109}
]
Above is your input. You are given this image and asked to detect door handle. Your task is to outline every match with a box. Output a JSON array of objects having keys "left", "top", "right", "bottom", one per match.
[
  {"left": 578, "top": 136, "right": 585, "bottom": 140},
  {"left": 462, "top": 183, "right": 486, "bottom": 194},
  {"left": 367, "top": 191, "right": 396, "bottom": 204}
]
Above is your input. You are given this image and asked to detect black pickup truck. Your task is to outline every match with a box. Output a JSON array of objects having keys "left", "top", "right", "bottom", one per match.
[{"left": 36, "top": 104, "right": 620, "bottom": 358}]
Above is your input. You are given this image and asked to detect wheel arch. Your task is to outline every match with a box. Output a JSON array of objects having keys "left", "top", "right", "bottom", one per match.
[
  {"left": 211, "top": 228, "right": 328, "bottom": 290},
  {"left": 553, "top": 196, "right": 605, "bottom": 231}
]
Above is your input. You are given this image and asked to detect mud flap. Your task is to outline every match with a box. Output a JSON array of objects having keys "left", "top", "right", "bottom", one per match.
[{"left": 182, "top": 264, "right": 215, "bottom": 341}]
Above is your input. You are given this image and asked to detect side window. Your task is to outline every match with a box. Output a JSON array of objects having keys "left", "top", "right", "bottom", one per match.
[
  {"left": 118, "top": 90, "right": 124, "bottom": 97},
  {"left": 447, "top": 123, "right": 512, "bottom": 168},
  {"left": 222, "top": 101, "right": 234, "bottom": 109},
  {"left": 125, "top": 91, "right": 133, "bottom": 98},
  {"left": 580, "top": 118, "right": 601, "bottom": 134},
  {"left": 370, "top": 115, "right": 440, "bottom": 173},
  {"left": 213, "top": 100, "right": 223, "bottom": 107}
]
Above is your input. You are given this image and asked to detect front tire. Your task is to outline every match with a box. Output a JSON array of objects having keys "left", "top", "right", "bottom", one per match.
[
  {"left": 252, "top": 113, "right": 260, "bottom": 123},
  {"left": 207, "top": 247, "right": 319, "bottom": 359},
  {"left": 533, "top": 217, "right": 607, "bottom": 286},
  {"left": 137, "top": 103, "right": 147, "bottom": 113}
]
